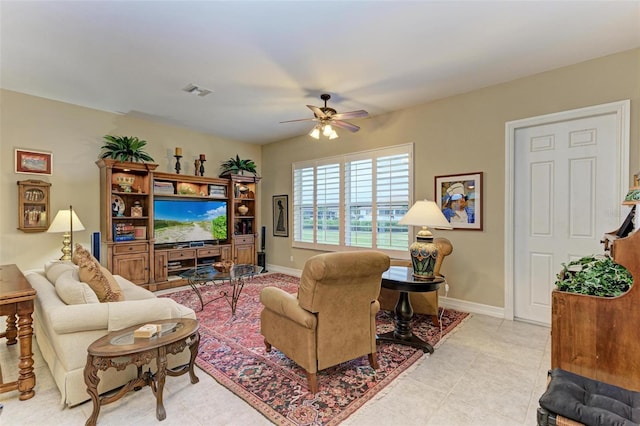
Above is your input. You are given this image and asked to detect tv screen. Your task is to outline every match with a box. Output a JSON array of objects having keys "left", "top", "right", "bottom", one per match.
[{"left": 154, "top": 199, "right": 227, "bottom": 245}]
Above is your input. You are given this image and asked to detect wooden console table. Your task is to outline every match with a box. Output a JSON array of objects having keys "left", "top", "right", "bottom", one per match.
[{"left": 0, "top": 264, "right": 36, "bottom": 400}]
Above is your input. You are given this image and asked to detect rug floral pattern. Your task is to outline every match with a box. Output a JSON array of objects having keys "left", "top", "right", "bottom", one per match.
[{"left": 165, "top": 273, "right": 468, "bottom": 426}]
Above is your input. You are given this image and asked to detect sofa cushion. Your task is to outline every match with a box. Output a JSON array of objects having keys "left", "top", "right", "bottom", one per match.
[
  {"left": 45, "top": 261, "right": 78, "bottom": 284},
  {"left": 73, "top": 244, "right": 123, "bottom": 302},
  {"left": 55, "top": 270, "right": 100, "bottom": 305}
]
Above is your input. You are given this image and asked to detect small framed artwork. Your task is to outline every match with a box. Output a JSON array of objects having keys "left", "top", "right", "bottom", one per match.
[
  {"left": 272, "top": 195, "right": 289, "bottom": 237},
  {"left": 15, "top": 149, "right": 53, "bottom": 175},
  {"left": 209, "top": 184, "right": 227, "bottom": 198},
  {"left": 134, "top": 226, "right": 147, "bottom": 240},
  {"left": 435, "top": 172, "right": 483, "bottom": 230}
]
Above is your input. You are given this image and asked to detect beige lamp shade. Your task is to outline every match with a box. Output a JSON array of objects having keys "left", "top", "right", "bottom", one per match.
[
  {"left": 399, "top": 200, "right": 452, "bottom": 232},
  {"left": 48, "top": 207, "right": 85, "bottom": 260}
]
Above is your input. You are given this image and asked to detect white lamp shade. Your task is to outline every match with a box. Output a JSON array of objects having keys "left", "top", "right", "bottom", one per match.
[
  {"left": 398, "top": 200, "right": 452, "bottom": 229},
  {"left": 48, "top": 209, "right": 86, "bottom": 233}
]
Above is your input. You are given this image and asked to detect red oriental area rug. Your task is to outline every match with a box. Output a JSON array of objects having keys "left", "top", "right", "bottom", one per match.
[{"left": 164, "top": 273, "right": 469, "bottom": 425}]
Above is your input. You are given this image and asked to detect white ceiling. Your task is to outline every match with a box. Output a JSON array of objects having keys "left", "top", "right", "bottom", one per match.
[{"left": 2, "top": 1, "right": 639, "bottom": 145}]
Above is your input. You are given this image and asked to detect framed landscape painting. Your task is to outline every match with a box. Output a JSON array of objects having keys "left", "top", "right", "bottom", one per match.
[
  {"left": 435, "top": 172, "right": 483, "bottom": 230},
  {"left": 15, "top": 149, "right": 53, "bottom": 175},
  {"left": 272, "top": 195, "right": 288, "bottom": 237}
]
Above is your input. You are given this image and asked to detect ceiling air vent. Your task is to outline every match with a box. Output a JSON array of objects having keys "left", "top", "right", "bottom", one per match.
[{"left": 182, "top": 83, "right": 212, "bottom": 97}]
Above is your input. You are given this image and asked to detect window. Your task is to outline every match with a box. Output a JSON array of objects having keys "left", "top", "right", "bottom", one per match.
[{"left": 292, "top": 144, "right": 412, "bottom": 255}]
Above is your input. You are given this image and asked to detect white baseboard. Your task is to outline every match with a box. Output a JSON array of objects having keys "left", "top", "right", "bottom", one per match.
[
  {"left": 265, "top": 264, "right": 505, "bottom": 319},
  {"left": 440, "top": 296, "right": 504, "bottom": 319}
]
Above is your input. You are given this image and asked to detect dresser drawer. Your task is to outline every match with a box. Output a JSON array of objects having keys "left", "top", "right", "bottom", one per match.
[
  {"left": 234, "top": 235, "right": 254, "bottom": 245},
  {"left": 113, "top": 242, "right": 148, "bottom": 255},
  {"left": 198, "top": 247, "right": 220, "bottom": 257},
  {"left": 168, "top": 249, "right": 196, "bottom": 260}
]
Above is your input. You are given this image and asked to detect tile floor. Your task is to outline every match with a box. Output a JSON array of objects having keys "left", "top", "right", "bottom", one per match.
[{"left": 0, "top": 313, "right": 551, "bottom": 425}]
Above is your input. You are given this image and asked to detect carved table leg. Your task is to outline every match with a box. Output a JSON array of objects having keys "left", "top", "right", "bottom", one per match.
[
  {"left": 5, "top": 313, "right": 17, "bottom": 345},
  {"left": 187, "top": 332, "right": 200, "bottom": 384},
  {"left": 16, "top": 306, "right": 35, "bottom": 400},
  {"left": 84, "top": 354, "right": 101, "bottom": 426},
  {"left": 155, "top": 346, "right": 168, "bottom": 421}
]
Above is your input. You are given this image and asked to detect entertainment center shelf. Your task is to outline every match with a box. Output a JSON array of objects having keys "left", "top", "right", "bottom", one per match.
[{"left": 97, "top": 160, "right": 260, "bottom": 291}]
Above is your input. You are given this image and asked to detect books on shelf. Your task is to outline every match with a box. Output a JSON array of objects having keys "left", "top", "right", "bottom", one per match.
[
  {"left": 113, "top": 223, "right": 135, "bottom": 241},
  {"left": 153, "top": 181, "right": 175, "bottom": 195}
]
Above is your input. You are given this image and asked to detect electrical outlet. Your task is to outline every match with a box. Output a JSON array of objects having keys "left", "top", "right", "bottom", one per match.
[{"left": 290, "top": 255, "right": 294, "bottom": 262}]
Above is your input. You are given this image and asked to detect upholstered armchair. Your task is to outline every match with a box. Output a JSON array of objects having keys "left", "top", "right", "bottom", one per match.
[
  {"left": 378, "top": 237, "right": 453, "bottom": 326},
  {"left": 259, "top": 251, "right": 390, "bottom": 393}
]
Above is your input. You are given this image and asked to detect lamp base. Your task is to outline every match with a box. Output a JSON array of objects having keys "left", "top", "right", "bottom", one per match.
[
  {"left": 408, "top": 235, "right": 438, "bottom": 280},
  {"left": 59, "top": 233, "right": 72, "bottom": 261}
]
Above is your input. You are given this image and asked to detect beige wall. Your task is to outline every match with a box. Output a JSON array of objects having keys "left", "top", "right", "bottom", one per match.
[
  {"left": 261, "top": 48, "right": 640, "bottom": 309},
  {"left": 0, "top": 90, "right": 261, "bottom": 270},
  {"left": 2, "top": 48, "right": 638, "bottom": 310}
]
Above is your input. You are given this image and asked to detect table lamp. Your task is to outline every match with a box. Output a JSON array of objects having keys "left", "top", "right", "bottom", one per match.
[
  {"left": 398, "top": 200, "right": 452, "bottom": 280},
  {"left": 47, "top": 205, "right": 85, "bottom": 260}
]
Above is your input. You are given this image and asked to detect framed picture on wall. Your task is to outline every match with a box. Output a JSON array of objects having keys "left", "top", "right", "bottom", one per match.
[
  {"left": 15, "top": 149, "right": 53, "bottom": 175},
  {"left": 272, "top": 195, "right": 289, "bottom": 237},
  {"left": 435, "top": 172, "right": 483, "bottom": 230}
]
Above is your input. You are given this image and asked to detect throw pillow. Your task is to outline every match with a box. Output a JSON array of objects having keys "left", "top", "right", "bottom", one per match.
[
  {"left": 45, "top": 261, "right": 78, "bottom": 284},
  {"left": 73, "top": 243, "right": 124, "bottom": 302},
  {"left": 72, "top": 243, "right": 97, "bottom": 268},
  {"left": 55, "top": 270, "right": 100, "bottom": 305}
]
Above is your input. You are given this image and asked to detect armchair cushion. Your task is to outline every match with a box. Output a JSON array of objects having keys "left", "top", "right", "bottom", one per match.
[{"left": 260, "top": 287, "right": 316, "bottom": 329}]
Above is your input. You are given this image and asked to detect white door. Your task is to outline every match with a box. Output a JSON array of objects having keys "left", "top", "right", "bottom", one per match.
[{"left": 511, "top": 104, "right": 629, "bottom": 324}]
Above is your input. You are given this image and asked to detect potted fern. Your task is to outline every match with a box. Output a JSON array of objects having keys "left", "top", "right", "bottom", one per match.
[
  {"left": 100, "top": 135, "right": 154, "bottom": 163},
  {"left": 219, "top": 155, "right": 258, "bottom": 177}
]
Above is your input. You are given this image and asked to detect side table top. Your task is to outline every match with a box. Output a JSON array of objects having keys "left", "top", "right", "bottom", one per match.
[
  {"left": 180, "top": 264, "right": 263, "bottom": 281},
  {"left": 88, "top": 318, "right": 199, "bottom": 357},
  {"left": 381, "top": 266, "right": 444, "bottom": 293},
  {"left": 0, "top": 264, "right": 36, "bottom": 301}
]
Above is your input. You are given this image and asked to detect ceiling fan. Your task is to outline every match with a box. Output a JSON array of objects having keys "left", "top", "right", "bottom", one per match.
[{"left": 280, "top": 93, "right": 369, "bottom": 139}]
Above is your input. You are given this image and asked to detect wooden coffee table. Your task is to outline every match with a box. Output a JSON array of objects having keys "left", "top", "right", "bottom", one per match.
[{"left": 84, "top": 318, "right": 200, "bottom": 426}]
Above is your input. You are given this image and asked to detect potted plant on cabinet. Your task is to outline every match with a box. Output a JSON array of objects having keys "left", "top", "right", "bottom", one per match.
[
  {"left": 219, "top": 155, "right": 258, "bottom": 177},
  {"left": 100, "top": 135, "right": 154, "bottom": 163}
]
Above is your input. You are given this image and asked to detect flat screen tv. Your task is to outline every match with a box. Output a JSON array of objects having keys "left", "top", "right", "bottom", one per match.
[{"left": 154, "top": 199, "right": 227, "bottom": 245}]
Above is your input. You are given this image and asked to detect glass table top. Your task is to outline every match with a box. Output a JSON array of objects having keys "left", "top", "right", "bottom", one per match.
[{"left": 179, "top": 264, "right": 263, "bottom": 281}]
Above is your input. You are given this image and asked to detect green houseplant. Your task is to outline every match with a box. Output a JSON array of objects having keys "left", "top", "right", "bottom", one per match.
[
  {"left": 555, "top": 255, "right": 633, "bottom": 297},
  {"left": 100, "top": 135, "right": 154, "bottom": 163},
  {"left": 219, "top": 155, "right": 258, "bottom": 177}
]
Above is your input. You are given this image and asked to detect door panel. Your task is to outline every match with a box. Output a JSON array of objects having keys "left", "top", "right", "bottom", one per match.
[{"left": 514, "top": 113, "right": 620, "bottom": 324}]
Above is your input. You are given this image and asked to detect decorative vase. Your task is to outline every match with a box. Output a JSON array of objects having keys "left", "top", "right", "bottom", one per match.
[{"left": 238, "top": 205, "right": 249, "bottom": 215}]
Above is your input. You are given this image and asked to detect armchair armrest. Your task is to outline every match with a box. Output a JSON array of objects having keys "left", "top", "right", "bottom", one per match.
[{"left": 260, "top": 287, "right": 317, "bottom": 329}]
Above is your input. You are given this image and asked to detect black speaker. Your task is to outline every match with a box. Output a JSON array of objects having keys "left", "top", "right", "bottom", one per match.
[
  {"left": 257, "top": 252, "right": 266, "bottom": 271},
  {"left": 91, "top": 232, "right": 101, "bottom": 262},
  {"left": 261, "top": 226, "right": 266, "bottom": 251}
]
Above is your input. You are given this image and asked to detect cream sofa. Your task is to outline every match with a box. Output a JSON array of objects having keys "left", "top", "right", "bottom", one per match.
[{"left": 25, "top": 261, "right": 196, "bottom": 407}]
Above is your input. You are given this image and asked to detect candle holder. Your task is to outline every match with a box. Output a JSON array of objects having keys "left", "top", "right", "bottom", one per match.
[
  {"left": 194, "top": 160, "right": 200, "bottom": 176},
  {"left": 199, "top": 159, "right": 206, "bottom": 176},
  {"left": 174, "top": 155, "right": 182, "bottom": 174}
]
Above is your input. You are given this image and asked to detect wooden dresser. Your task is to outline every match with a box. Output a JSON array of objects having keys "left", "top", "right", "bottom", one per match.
[{"left": 551, "top": 228, "right": 640, "bottom": 391}]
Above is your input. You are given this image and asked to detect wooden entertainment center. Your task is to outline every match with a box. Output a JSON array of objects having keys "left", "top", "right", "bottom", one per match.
[{"left": 97, "top": 159, "right": 260, "bottom": 291}]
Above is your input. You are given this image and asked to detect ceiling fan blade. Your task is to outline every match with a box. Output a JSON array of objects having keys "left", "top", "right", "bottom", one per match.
[
  {"left": 331, "top": 110, "right": 369, "bottom": 120},
  {"left": 332, "top": 120, "right": 360, "bottom": 132},
  {"left": 280, "top": 117, "right": 317, "bottom": 124},
  {"left": 307, "top": 105, "right": 327, "bottom": 119}
]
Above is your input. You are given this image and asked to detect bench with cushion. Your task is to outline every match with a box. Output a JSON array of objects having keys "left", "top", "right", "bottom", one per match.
[{"left": 538, "top": 368, "right": 640, "bottom": 426}]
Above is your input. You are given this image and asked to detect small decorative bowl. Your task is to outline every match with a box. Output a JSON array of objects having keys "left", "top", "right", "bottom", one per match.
[{"left": 213, "top": 261, "right": 234, "bottom": 273}]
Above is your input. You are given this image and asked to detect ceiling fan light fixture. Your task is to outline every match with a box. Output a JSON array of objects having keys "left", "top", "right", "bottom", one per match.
[
  {"left": 309, "top": 126, "right": 321, "bottom": 139},
  {"left": 322, "top": 124, "right": 333, "bottom": 137},
  {"left": 329, "top": 130, "right": 339, "bottom": 140}
]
